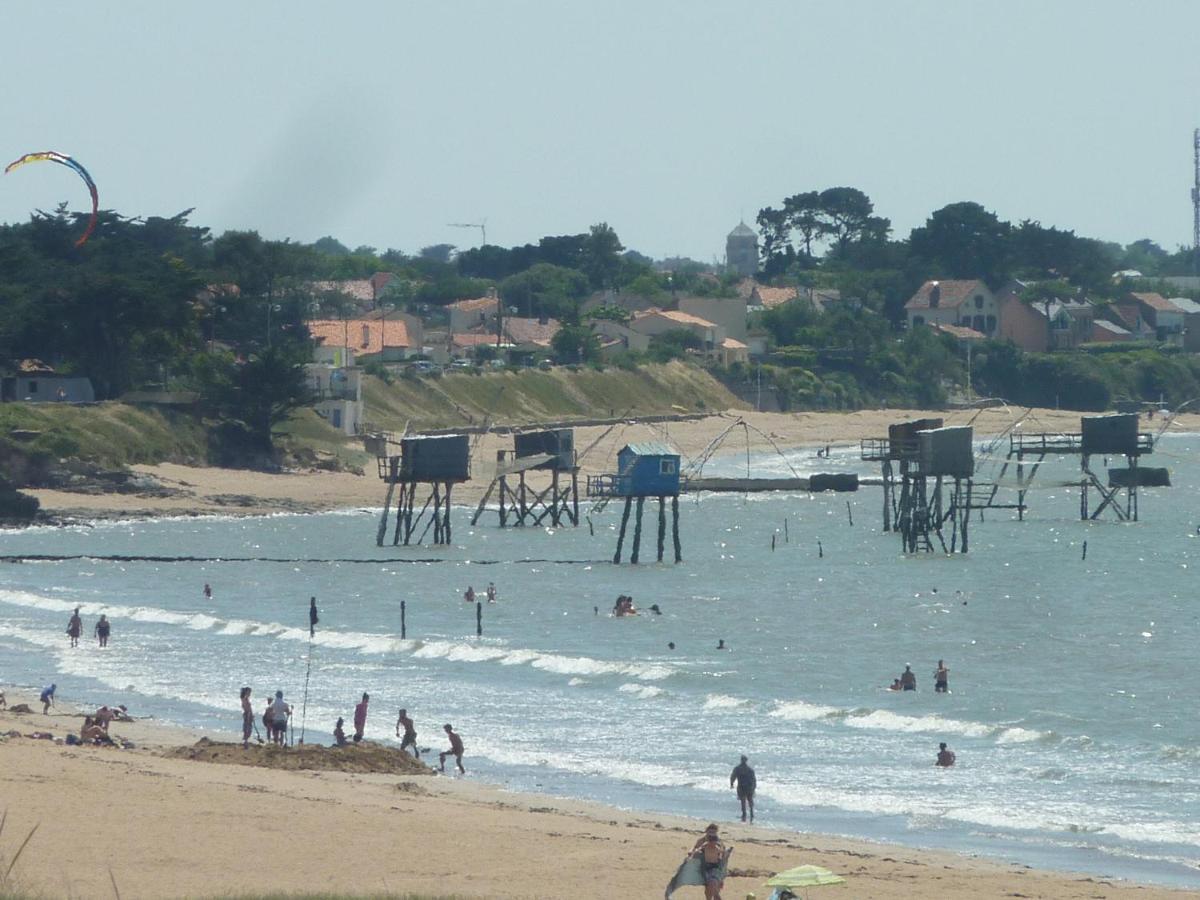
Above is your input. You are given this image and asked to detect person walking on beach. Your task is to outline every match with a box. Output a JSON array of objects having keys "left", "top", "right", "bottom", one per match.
[
  {"left": 934, "top": 659, "right": 949, "bottom": 693},
  {"left": 464, "top": 585, "right": 476, "bottom": 603},
  {"left": 730, "top": 755, "right": 756, "bottom": 823},
  {"left": 66, "top": 607, "right": 83, "bottom": 647},
  {"left": 439, "top": 723, "right": 465, "bottom": 774},
  {"left": 40, "top": 683, "right": 56, "bottom": 714},
  {"left": 94, "top": 614, "right": 111, "bottom": 648},
  {"left": 395, "top": 708, "right": 418, "bottom": 757},
  {"left": 486, "top": 582, "right": 497, "bottom": 603},
  {"left": 900, "top": 664, "right": 917, "bottom": 691},
  {"left": 936, "top": 742, "right": 956, "bottom": 767},
  {"left": 269, "top": 690, "right": 291, "bottom": 747},
  {"left": 240, "top": 687, "right": 254, "bottom": 749},
  {"left": 689, "top": 824, "right": 728, "bottom": 900},
  {"left": 353, "top": 692, "right": 369, "bottom": 743}
]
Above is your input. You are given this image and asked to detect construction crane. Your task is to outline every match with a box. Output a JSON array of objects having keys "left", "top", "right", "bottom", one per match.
[{"left": 448, "top": 219, "right": 487, "bottom": 247}]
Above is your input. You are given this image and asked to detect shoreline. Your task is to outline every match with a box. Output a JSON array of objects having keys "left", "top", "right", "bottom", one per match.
[
  {"left": 1, "top": 686, "right": 1194, "bottom": 899},
  {"left": 22, "top": 407, "right": 1200, "bottom": 523}
]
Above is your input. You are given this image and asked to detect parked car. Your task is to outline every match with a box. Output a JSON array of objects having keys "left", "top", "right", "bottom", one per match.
[
  {"left": 407, "top": 361, "right": 437, "bottom": 375},
  {"left": 537, "top": 358, "right": 554, "bottom": 371},
  {"left": 486, "top": 359, "right": 507, "bottom": 370},
  {"left": 450, "top": 359, "right": 474, "bottom": 370}
]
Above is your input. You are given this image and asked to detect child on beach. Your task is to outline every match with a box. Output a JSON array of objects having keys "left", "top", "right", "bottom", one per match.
[
  {"left": 395, "top": 708, "right": 418, "bottom": 757},
  {"left": 333, "top": 717, "right": 347, "bottom": 746},
  {"left": 40, "top": 683, "right": 56, "bottom": 714}
]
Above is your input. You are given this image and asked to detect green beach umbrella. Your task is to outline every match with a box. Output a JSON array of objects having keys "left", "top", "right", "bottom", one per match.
[{"left": 764, "top": 864, "right": 846, "bottom": 896}]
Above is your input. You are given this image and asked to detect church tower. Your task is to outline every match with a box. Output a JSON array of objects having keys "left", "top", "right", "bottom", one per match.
[{"left": 726, "top": 221, "right": 758, "bottom": 277}]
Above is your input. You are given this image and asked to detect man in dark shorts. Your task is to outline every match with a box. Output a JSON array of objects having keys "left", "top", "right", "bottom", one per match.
[
  {"left": 934, "top": 659, "right": 949, "bottom": 692},
  {"left": 395, "top": 708, "right": 418, "bottom": 758},
  {"left": 936, "top": 742, "right": 956, "bottom": 767},
  {"left": 730, "top": 755, "right": 756, "bottom": 822},
  {"left": 439, "top": 723, "right": 465, "bottom": 774},
  {"left": 693, "top": 826, "right": 728, "bottom": 900},
  {"left": 94, "top": 614, "right": 111, "bottom": 648},
  {"left": 900, "top": 664, "right": 917, "bottom": 691}
]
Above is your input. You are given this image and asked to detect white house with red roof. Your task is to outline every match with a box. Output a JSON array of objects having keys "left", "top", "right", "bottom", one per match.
[{"left": 904, "top": 280, "right": 999, "bottom": 337}]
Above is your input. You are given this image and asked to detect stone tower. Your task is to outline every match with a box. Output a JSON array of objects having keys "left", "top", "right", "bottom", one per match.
[{"left": 726, "top": 221, "right": 758, "bottom": 277}]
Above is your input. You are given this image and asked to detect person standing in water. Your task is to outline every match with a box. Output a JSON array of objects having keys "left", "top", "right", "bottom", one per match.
[
  {"left": 464, "top": 586, "right": 476, "bottom": 603},
  {"left": 936, "top": 742, "right": 956, "bottom": 767},
  {"left": 66, "top": 607, "right": 83, "bottom": 647},
  {"left": 439, "top": 723, "right": 465, "bottom": 773},
  {"left": 730, "top": 755, "right": 756, "bottom": 823},
  {"left": 900, "top": 664, "right": 917, "bottom": 691},
  {"left": 486, "top": 582, "right": 497, "bottom": 603},
  {"left": 94, "top": 614, "right": 111, "bottom": 648},
  {"left": 203, "top": 583, "right": 212, "bottom": 600},
  {"left": 395, "top": 708, "right": 418, "bottom": 757},
  {"left": 934, "top": 659, "right": 949, "bottom": 693}
]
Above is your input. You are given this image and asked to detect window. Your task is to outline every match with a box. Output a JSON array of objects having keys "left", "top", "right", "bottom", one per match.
[
  {"left": 986, "top": 315, "right": 997, "bottom": 333},
  {"left": 912, "top": 315, "right": 925, "bottom": 326},
  {"left": 361, "top": 324, "right": 370, "bottom": 348},
  {"left": 974, "top": 295, "right": 984, "bottom": 309},
  {"left": 27, "top": 380, "right": 38, "bottom": 394},
  {"left": 660, "top": 459, "right": 676, "bottom": 475},
  {"left": 973, "top": 315, "right": 986, "bottom": 332}
]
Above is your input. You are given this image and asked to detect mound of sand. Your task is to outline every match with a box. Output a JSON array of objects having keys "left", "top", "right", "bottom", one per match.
[{"left": 165, "top": 737, "right": 432, "bottom": 775}]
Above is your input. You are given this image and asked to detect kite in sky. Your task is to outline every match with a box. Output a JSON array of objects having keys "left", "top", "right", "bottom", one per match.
[{"left": 4, "top": 150, "right": 99, "bottom": 247}]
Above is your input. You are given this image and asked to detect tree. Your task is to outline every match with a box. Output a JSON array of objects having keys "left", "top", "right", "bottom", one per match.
[
  {"left": 419, "top": 244, "right": 456, "bottom": 264},
  {"left": 783, "top": 191, "right": 826, "bottom": 260},
  {"left": 550, "top": 324, "right": 600, "bottom": 363},
  {"left": 909, "top": 202, "right": 1012, "bottom": 284},
  {"left": 499, "top": 263, "right": 589, "bottom": 321},
  {"left": 817, "top": 187, "right": 877, "bottom": 253},
  {"left": 580, "top": 223, "right": 625, "bottom": 290}
]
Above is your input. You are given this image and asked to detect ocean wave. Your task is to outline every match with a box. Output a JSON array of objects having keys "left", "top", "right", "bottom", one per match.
[
  {"left": 703, "top": 694, "right": 749, "bottom": 710},
  {"left": 618, "top": 683, "right": 664, "bottom": 700},
  {"left": 769, "top": 700, "right": 842, "bottom": 721}
]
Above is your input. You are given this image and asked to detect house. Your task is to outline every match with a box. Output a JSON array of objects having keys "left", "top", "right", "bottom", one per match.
[
  {"left": 1090, "top": 319, "right": 1134, "bottom": 343},
  {"left": 745, "top": 328, "right": 770, "bottom": 359},
  {"left": 449, "top": 333, "right": 514, "bottom": 359},
  {"left": 996, "top": 289, "right": 1095, "bottom": 352},
  {"left": 307, "top": 317, "right": 415, "bottom": 363},
  {"left": 905, "top": 280, "right": 999, "bottom": 337},
  {"left": 1099, "top": 301, "right": 1154, "bottom": 340},
  {"left": 500, "top": 317, "right": 561, "bottom": 354},
  {"left": 304, "top": 359, "right": 362, "bottom": 435},
  {"left": 580, "top": 290, "right": 663, "bottom": 318},
  {"left": 629, "top": 309, "right": 727, "bottom": 350},
  {"left": 1, "top": 360, "right": 94, "bottom": 403},
  {"left": 678, "top": 294, "right": 748, "bottom": 340},
  {"left": 448, "top": 291, "right": 500, "bottom": 333},
  {"left": 1128, "top": 292, "right": 1184, "bottom": 341},
  {"left": 717, "top": 337, "right": 750, "bottom": 365},
  {"left": 1167, "top": 297, "right": 1200, "bottom": 351},
  {"left": 615, "top": 442, "right": 681, "bottom": 496},
  {"left": 748, "top": 284, "right": 798, "bottom": 310},
  {"left": 589, "top": 320, "right": 650, "bottom": 356}
]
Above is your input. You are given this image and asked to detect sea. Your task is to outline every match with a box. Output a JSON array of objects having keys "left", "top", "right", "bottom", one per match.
[{"left": 2, "top": 433, "right": 1199, "bottom": 888}]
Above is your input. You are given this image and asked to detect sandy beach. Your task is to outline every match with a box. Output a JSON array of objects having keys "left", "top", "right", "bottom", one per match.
[
  {"left": 26, "top": 407, "right": 1200, "bottom": 521},
  {"left": 1, "top": 687, "right": 1194, "bottom": 899}
]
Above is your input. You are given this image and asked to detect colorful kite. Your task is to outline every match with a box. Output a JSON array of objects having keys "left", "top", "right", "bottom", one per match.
[{"left": 4, "top": 150, "right": 99, "bottom": 247}]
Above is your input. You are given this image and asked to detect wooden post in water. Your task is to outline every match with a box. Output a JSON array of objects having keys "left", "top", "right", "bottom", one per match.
[
  {"left": 476, "top": 601, "right": 482, "bottom": 636},
  {"left": 784, "top": 517, "right": 789, "bottom": 543},
  {"left": 656, "top": 497, "right": 666, "bottom": 562},
  {"left": 630, "top": 496, "right": 646, "bottom": 564},
  {"left": 571, "top": 470, "right": 580, "bottom": 525},
  {"left": 846, "top": 501, "right": 853, "bottom": 526},
  {"left": 1082, "top": 540, "right": 1088, "bottom": 561},
  {"left": 401, "top": 600, "right": 407, "bottom": 639},
  {"left": 614, "top": 497, "right": 633, "bottom": 563},
  {"left": 818, "top": 538, "right": 823, "bottom": 558},
  {"left": 444, "top": 483, "right": 453, "bottom": 543},
  {"left": 671, "top": 496, "right": 682, "bottom": 562},
  {"left": 771, "top": 534, "right": 776, "bottom": 551},
  {"left": 431, "top": 484, "right": 443, "bottom": 544}
]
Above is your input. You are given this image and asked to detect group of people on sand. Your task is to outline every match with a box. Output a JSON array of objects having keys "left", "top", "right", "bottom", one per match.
[
  {"left": 238, "top": 687, "right": 466, "bottom": 773},
  {"left": 462, "top": 583, "right": 498, "bottom": 604},
  {"left": 65, "top": 607, "right": 111, "bottom": 648},
  {"left": 888, "top": 659, "right": 949, "bottom": 693}
]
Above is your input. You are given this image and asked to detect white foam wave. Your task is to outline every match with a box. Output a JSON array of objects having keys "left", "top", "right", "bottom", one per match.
[
  {"left": 843, "top": 709, "right": 994, "bottom": 737},
  {"left": 618, "top": 683, "right": 664, "bottom": 700},
  {"left": 769, "top": 700, "right": 841, "bottom": 721},
  {"left": 703, "top": 694, "right": 749, "bottom": 710}
]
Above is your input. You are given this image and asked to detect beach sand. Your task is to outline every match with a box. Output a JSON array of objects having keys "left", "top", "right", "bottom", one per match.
[
  {"left": 27, "top": 407, "right": 1200, "bottom": 521},
  {"left": 1, "top": 688, "right": 1194, "bottom": 900}
]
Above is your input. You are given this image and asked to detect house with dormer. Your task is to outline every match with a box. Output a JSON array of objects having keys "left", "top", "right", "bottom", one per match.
[{"left": 904, "top": 280, "right": 998, "bottom": 337}]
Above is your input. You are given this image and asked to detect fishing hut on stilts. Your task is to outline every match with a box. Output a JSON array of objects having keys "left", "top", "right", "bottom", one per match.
[
  {"left": 864, "top": 421, "right": 980, "bottom": 553},
  {"left": 993, "top": 414, "right": 1160, "bottom": 521},
  {"left": 588, "top": 442, "right": 682, "bottom": 564},
  {"left": 470, "top": 429, "right": 579, "bottom": 527},
  {"left": 375, "top": 434, "right": 470, "bottom": 546}
]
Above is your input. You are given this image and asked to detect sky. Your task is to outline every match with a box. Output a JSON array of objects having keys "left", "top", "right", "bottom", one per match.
[{"left": 2, "top": 1, "right": 1199, "bottom": 262}]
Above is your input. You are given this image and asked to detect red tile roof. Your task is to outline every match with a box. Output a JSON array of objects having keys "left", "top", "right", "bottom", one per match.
[
  {"left": 311, "top": 280, "right": 376, "bottom": 303},
  {"left": 449, "top": 295, "right": 499, "bottom": 312},
  {"left": 1129, "top": 292, "right": 1176, "bottom": 312},
  {"left": 308, "top": 318, "right": 410, "bottom": 354},
  {"left": 905, "top": 280, "right": 988, "bottom": 310},
  {"left": 752, "top": 285, "right": 799, "bottom": 308},
  {"left": 451, "top": 333, "right": 510, "bottom": 348},
  {"left": 929, "top": 322, "right": 986, "bottom": 341},
  {"left": 501, "top": 317, "right": 561, "bottom": 347}
]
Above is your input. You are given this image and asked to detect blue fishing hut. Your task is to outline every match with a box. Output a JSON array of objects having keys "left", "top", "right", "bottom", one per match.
[
  {"left": 375, "top": 434, "right": 470, "bottom": 545},
  {"left": 587, "top": 442, "right": 683, "bottom": 564}
]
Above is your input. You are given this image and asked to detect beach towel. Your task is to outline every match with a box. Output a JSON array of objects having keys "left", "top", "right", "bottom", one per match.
[{"left": 664, "top": 847, "right": 731, "bottom": 898}]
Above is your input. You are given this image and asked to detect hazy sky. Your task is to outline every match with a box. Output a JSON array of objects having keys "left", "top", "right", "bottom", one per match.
[{"left": 3, "top": 2, "right": 1199, "bottom": 262}]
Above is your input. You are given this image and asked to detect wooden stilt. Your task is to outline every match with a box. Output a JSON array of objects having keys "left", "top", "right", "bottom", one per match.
[
  {"left": 657, "top": 496, "right": 666, "bottom": 562},
  {"left": 671, "top": 495, "right": 682, "bottom": 562},
  {"left": 571, "top": 470, "right": 580, "bottom": 525},
  {"left": 614, "top": 497, "right": 632, "bottom": 564},
  {"left": 444, "top": 483, "right": 452, "bottom": 543},
  {"left": 551, "top": 470, "right": 561, "bottom": 526},
  {"left": 377, "top": 477, "right": 396, "bottom": 547},
  {"left": 630, "top": 496, "right": 645, "bottom": 563},
  {"left": 498, "top": 474, "right": 507, "bottom": 526}
]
